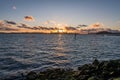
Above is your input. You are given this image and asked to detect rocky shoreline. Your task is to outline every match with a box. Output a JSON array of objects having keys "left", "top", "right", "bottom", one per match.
[{"left": 2, "top": 59, "right": 120, "bottom": 80}]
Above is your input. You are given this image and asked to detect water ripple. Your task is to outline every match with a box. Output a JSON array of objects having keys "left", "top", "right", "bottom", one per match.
[{"left": 0, "top": 34, "right": 120, "bottom": 78}]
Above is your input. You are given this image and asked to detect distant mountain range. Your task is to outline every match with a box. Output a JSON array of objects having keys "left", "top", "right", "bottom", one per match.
[{"left": 94, "top": 31, "right": 120, "bottom": 36}]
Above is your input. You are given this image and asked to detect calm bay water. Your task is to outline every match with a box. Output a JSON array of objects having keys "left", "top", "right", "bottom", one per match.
[{"left": 0, "top": 34, "right": 120, "bottom": 78}]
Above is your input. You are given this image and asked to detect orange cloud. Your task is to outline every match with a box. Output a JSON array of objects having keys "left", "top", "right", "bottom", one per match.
[
  {"left": 90, "top": 22, "right": 104, "bottom": 28},
  {"left": 24, "top": 16, "right": 35, "bottom": 21},
  {"left": 0, "top": 20, "right": 4, "bottom": 26}
]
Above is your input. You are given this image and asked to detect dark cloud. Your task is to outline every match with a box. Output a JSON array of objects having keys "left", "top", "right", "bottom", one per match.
[
  {"left": 5, "top": 20, "right": 16, "bottom": 25},
  {"left": 0, "top": 27, "right": 18, "bottom": 31},
  {"left": 17, "top": 24, "right": 56, "bottom": 30},
  {"left": 31, "top": 26, "right": 57, "bottom": 30},
  {"left": 0, "top": 20, "right": 19, "bottom": 31},
  {"left": 31, "top": 26, "right": 41, "bottom": 30},
  {"left": 17, "top": 23, "right": 32, "bottom": 29},
  {"left": 77, "top": 24, "right": 88, "bottom": 27},
  {"left": 80, "top": 28, "right": 111, "bottom": 33},
  {"left": 65, "top": 27, "right": 77, "bottom": 30},
  {"left": 24, "top": 16, "right": 35, "bottom": 21},
  {"left": 37, "top": 26, "right": 49, "bottom": 30}
]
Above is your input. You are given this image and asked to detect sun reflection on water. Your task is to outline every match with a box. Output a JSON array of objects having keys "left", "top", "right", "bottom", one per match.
[{"left": 51, "top": 34, "right": 70, "bottom": 65}]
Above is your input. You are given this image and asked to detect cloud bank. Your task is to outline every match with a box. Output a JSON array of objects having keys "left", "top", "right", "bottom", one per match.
[{"left": 0, "top": 20, "right": 119, "bottom": 33}]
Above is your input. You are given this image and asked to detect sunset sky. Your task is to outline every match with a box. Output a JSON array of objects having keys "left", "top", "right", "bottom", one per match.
[{"left": 0, "top": 0, "right": 120, "bottom": 33}]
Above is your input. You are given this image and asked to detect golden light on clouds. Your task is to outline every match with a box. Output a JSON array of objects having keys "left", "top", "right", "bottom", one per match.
[
  {"left": 91, "top": 22, "right": 104, "bottom": 28},
  {"left": 58, "top": 29, "right": 64, "bottom": 33},
  {"left": 0, "top": 20, "right": 119, "bottom": 34},
  {"left": 24, "top": 16, "right": 35, "bottom": 22}
]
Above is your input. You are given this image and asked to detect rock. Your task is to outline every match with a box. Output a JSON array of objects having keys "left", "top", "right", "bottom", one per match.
[
  {"left": 92, "top": 59, "right": 99, "bottom": 66},
  {"left": 88, "top": 76, "right": 99, "bottom": 80},
  {"left": 113, "top": 77, "right": 120, "bottom": 80},
  {"left": 77, "top": 75, "right": 89, "bottom": 80},
  {"left": 26, "top": 71, "right": 37, "bottom": 80},
  {"left": 2, "top": 59, "right": 120, "bottom": 80}
]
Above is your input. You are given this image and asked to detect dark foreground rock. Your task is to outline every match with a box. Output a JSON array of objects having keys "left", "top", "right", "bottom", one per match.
[{"left": 2, "top": 59, "right": 120, "bottom": 80}]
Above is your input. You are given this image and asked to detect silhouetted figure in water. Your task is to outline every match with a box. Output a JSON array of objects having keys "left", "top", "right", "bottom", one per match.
[{"left": 74, "top": 33, "right": 77, "bottom": 40}]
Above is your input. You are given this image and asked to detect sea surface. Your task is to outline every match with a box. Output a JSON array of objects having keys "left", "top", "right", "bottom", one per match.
[{"left": 0, "top": 34, "right": 120, "bottom": 78}]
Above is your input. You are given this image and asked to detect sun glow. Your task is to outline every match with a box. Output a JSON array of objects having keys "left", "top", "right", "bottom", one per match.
[{"left": 58, "top": 29, "right": 64, "bottom": 33}]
